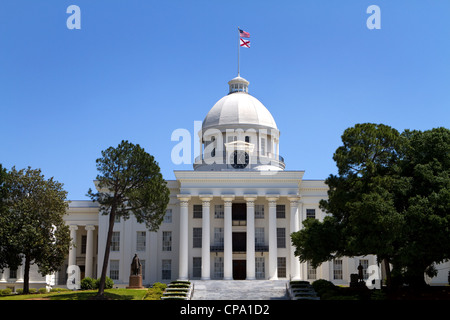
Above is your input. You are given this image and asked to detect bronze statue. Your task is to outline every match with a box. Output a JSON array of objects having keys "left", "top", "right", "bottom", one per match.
[
  {"left": 357, "top": 263, "right": 364, "bottom": 282},
  {"left": 131, "top": 254, "right": 141, "bottom": 276}
]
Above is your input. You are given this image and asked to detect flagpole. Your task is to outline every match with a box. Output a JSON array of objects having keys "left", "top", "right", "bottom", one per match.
[{"left": 237, "top": 27, "right": 240, "bottom": 77}]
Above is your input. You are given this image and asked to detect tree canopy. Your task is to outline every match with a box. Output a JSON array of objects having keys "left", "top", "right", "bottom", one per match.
[
  {"left": 0, "top": 166, "right": 71, "bottom": 293},
  {"left": 291, "top": 123, "right": 450, "bottom": 287},
  {"left": 87, "top": 140, "right": 170, "bottom": 297}
]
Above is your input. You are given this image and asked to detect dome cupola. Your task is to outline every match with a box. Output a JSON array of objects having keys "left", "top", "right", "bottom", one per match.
[
  {"left": 228, "top": 76, "right": 249, "bottom": 94},
  {"left": 194, "top": 76, "right": 284, "bottom": 172}
]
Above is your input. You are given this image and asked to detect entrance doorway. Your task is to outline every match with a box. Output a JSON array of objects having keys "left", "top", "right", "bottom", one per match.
[
  {"left": 233, "top": 260, "right": 246, "bottom": 280},
  {"left": 232, "top": 232, "right": 246, "bottom": 252}
]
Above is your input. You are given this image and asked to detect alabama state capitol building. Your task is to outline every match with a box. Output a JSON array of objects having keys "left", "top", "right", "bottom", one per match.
[{"left": 1, "top": 75, "right": 448, "bottom": 290}]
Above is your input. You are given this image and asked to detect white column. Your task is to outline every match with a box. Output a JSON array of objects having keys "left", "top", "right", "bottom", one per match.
[
  {"left": 321, "top": 261, "right": 330, "bottom": 281},
  {"left": 245, "top": 196, "right": 257, "bottom": 280},
  {"left": 298, "top": 200, "right": 305, "bottom": 280},
  {"left": 267, "top": 196, "right": 279, "bottom": 280},
  {"left": 85, "top": 225, "right": 95, "bottom": 279},
  {"left": 178, "top": 195, "right": 191, "bottom": 280},
  {"left": 200, "top": 196, "right": 213, "bottom": 280},
  {"left": 222, "top": 196, "right": 235, "bottom": 280},
  {"left": 68, "top": 225, "right": 78, "bottom": 267},
  {"left": 288, "top": 197, "right": 301, "bottom": 280},
  {"left": 16, "top": 256, "right": 24, "bottom": 281}
]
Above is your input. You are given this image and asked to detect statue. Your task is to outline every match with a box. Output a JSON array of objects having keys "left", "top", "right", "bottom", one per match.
[
  {"left": 127, "top": 253, "right": 144, "bottom": 289},
  {"left": 131, "top": 254, "right": 142, "bottom": 276},
  {"left": 357, "top": 263, "right": 364, "bottom": 282}
]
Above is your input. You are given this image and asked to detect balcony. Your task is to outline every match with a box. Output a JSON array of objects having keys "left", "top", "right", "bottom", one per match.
[
  {"left": 232, "top": 220, "right": 246, "bottom": 226},
  {"left": 193, "top": 151, "right": 285, "bottom": 171},
  {"left": 209, "top": 243, "right": 269, "bottom": 253},
  {"left": 210, "top": 244, "right": 224, "bottom": 252},
  {"left": 255, "top": 244, "right": 269, "bottom": 252}
]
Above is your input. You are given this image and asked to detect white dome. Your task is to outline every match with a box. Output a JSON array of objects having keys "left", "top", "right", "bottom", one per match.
[{"left": 202, "top": 77, "right": 277, "bottom": 130}]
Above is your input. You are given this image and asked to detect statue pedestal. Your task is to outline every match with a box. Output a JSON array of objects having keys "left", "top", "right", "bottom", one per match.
[{"left": 127, "top": 275, "right": 144, "bottom": 289}]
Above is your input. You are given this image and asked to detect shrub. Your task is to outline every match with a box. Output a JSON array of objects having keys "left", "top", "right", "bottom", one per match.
[
  {"left": 164, "top": 292, "right": 188, "bottom": 296},
  {"left": 50, "top": 287, "right": 71, "bottom": 293},
  {"left": 38, "top": 288, "right": 47, "bottom": 294},
  {"left": 0, "top": 288, "right": 12, "bottom": 296},
  {"left": 169, "top": 283, "right": 190, "bottom": 288},
  {"left": 102, "top": 276, "right": 114, "bottom": 289},
  {"left": 152, "top": 282, "right": 167, "bottom": 291},
  {"left": 81, "top": 277, "right": 96, "bottom": 290},
  {"left": 312, "top": 279, "right": 337, "bottom": 296},
  {"left": 144, "top": 282, "right": 167, "bottom": 300}
]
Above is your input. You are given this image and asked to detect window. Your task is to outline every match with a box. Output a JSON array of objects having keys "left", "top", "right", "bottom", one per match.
[
  {"left": 261, "top": 138, "right": 266, "bottom": 155},
  {"left": 136, "top": 231, "right": 146, "bottom": 251},
  {"left": 140, "top": 259, "right": 145, "bottom": 280},
  {"left": 193, "top": 205, "right": 202, "bottom": 218},
  {"left": 214, "top": 228, "right": 224, "bottom": 245},
  {"left": 162, "top": 260, "right": 171, "bottom": 280},
  {"left": 110, "top": 260, "right": 119, "bottom": 280},
  {"left": 211, "top": 136, "right": 216, "bottom": 158},
  {"left": 277, "top": 257, "right": 286, "bottom": 278},
  {"left": 277, "top": 228, "right": 286, "bottom": 248},
  {"left": 333, "top": 259, "right": 343, "bottom": 280},
  {"left": 163, "top": 209, "right": 172, "bottom": 223},
  {"left": 255, "top": 204, "right": 264, "bottom": 219},
  {"left": 114, "top": 215, "right": 120, "bottom": 223},
  {"left": 214, "top": 257, "right": 224, "bottom": 279},
  {"left": 306, "top": 209, "right": 316, "bottom": 219},
  {"left": 81, "top": 235, "right": 87, "bottom": 254},
  {"left": 359, "top": 259, "right": 369, "bottom": 280},
  {"left": 307, "top": 262, "right": 317, "bottom": 280},
  {"left": 245, "top": 136, "right": 250, "bottom": 143},
  {"left": 193, "top": 257, "right": 202, "bottom": 278},
  {"left": 193, "top": 228, "right": 202, "bottom": 248},
  {"left": 255, "top": 228, "right": 265, "bottom": 245},
  {"left": 111, "top": 232, "right": 120, "bottom": 251},
  {"left": 9, "top": 268, "right": 17, "bottom": 279},
  {"left": 162, "top": 231, "right": 172, "bottom": 251},
  {"left": 255, "top": 257, "right": 265, "bottom": 279},
  {"left": 215, "top": 205, "right": 224, "bottom": 219},
  {"left": 276, "top": 205, "right": 285, "bottom": 218}
]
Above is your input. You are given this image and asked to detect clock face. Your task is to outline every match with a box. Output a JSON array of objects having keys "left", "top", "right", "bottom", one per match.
[{"left": 231, "top": 151, "right": 249, "bottom": 169}]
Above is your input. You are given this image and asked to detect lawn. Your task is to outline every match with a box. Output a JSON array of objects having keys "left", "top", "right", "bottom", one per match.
[{"left": 0, "top": 288, "right": 149, "bottom": 301}]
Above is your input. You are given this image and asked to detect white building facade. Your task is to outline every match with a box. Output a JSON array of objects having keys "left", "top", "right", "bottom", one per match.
[{"left": 1, "top": 76, "right": 448, "bottom": 291}]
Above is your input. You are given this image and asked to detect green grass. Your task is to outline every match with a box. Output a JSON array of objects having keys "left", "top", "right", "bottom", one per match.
[{"left": 0, "top": 288, "right": 149, "bottom": 301}]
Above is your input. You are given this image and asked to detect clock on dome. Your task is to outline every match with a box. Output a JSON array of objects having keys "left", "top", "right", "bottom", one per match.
[{"left": 231, "top": 150, "right": 249, "bottom": 169}]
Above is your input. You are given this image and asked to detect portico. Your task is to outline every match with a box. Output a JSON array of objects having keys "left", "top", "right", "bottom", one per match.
[
  {"left": 175, "top": 170, "right": 304, "bottom": 281},
  {"left": 64, "top": 201, "right": 99, "bottom": 280}
]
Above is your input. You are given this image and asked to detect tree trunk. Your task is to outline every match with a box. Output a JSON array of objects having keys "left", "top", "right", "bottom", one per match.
[
  {"left": 23, "top": 255, "right": 31, "bottom": 294},
  {"left": 97, "top": 205, "right": 116, "bottom": 297}
]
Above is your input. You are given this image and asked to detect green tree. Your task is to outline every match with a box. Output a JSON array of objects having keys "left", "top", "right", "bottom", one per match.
[
  {"left": 392, "top": 127, "right": 450, "bottom": 286},
  {"left": 87, "top": 140, "right": 170, "bottom": 298},
  {"left": 0, "top": 167, "right": 71, "bottom": 294},
  {"left": 291, "top": 124, "right": 450, "bottom": 288}
]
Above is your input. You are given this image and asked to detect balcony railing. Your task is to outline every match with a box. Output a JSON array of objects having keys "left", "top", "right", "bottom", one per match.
[
  {"left": 194, "top": 151, "right": 285, "bottom": 168},
  {"left": 210, "top": 244, "right": 269, "bottom": 252},
  {"left": 232, "top": 220, "right": 247, "bottom": 226}
]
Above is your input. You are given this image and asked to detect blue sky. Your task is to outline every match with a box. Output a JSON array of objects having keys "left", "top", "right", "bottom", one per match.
[{"left": 0, "top": 0, "right": 449, "bottom": 200}]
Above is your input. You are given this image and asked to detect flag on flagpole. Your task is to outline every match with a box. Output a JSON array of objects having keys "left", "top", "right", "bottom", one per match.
[
  {"left": 238, "top": 28, "right": 250, "bottom": 38},
  {"left": 240, "top": 38, "right": 250, "bottom": 48}
]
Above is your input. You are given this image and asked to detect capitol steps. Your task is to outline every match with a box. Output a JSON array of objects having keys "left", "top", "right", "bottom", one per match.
[{"left": 190, "top": 280, "right": 289, "bottom": 300}]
